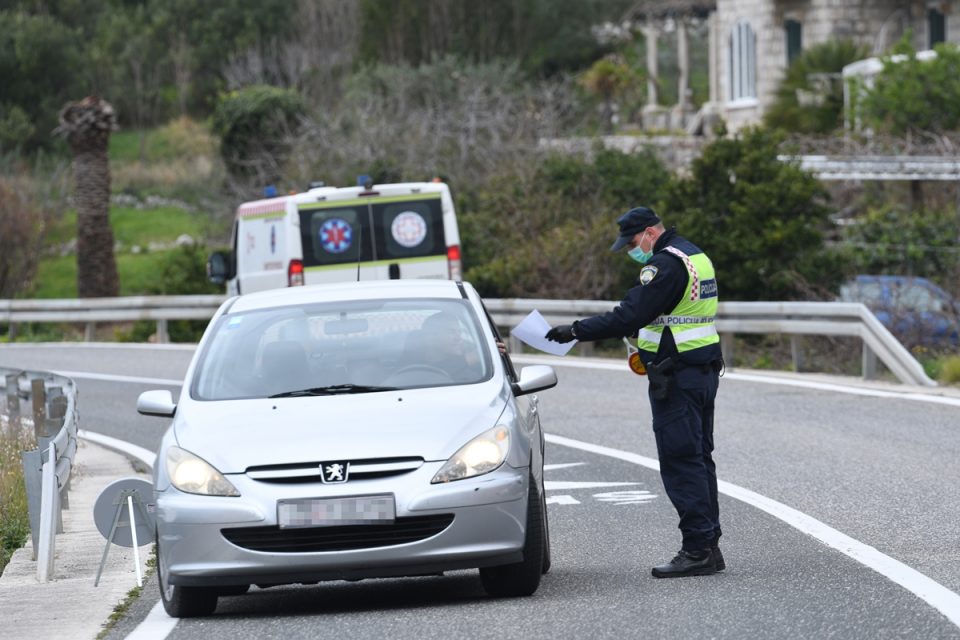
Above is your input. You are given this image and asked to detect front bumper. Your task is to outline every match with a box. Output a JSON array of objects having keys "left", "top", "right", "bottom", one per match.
[{"left": 157, "top": 462, "right": 529, "bottom": 587}]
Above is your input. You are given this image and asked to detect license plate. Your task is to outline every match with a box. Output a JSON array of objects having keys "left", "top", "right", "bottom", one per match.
[{"left": 277, "top": 495, "right": 395, "bottom": 528}]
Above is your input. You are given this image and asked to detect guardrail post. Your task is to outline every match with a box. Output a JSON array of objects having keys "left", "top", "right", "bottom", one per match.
[
  {"left": 508, "top": 334, "right": 523, "bottom": 355},
  {"left": 31, "top": 378, "right": 48, "bottom": 438},
  {"left": 37, "top": 442, "right": 58, "bottom": 582},
  {"left": 720, "top": 334, "right": 735, "bottom": 370},
  {"left": 21, "top": 449, "right": 42, "bottom": 560},
  {"left": 790, "top": 336, "right": 803, "bottom": 372},
  {"left": 84, "top": 322, "right": 96, "bottom": 341},
  {"left": 156, "top": 318, "right": 170, "bottom": 344},
  {"left": 862, "top": 342, "right": 878, "bottom": 380},
  {"left": 5, "top": 373, "right": 20, "bottom": 419}
]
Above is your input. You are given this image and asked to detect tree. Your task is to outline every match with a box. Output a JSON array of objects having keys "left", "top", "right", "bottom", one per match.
[
  {"left": 861, "top": 40, "right": 960, "bottom": 134},
  {"left": 662, "top": 126, "right": 845, "bottom": 301},
  {"left": 580, "top": 56, "right": 634, "bottom": 133},
  {"left": 0, "top": 179, "right": 48, "bottom": 297},
  {"left": 0, "top": 10, "right": 82, "bottom": 149},
  {"left": 56, "top": 96, "right": 120, "bottom": 298},
  {"left": 212, "top": 85, "right": 306, "bottom": 183},
  {"left": 764, "top": 39, "right": 869, "bottom": 134}
]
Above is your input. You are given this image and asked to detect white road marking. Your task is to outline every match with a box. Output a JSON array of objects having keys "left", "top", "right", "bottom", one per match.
[
  {"left": 544, "top": 462, "right": 587, "bottom": 471},
  {"left": 546, "top": 432, "right": 960, "bottom": 631},
  {"left": 593, "top": 490, "right": 657, "bottom": 505},
  {"left": 545, "top": 480, "right": 638, "bottom": 491},
  {"left": 78, "top": 430, "right": 156, "bottom": 470},
  {"left": 546, "top": 495, "right": 581, "bottom": 505},
  {"left": 124, "top": 600, "right": 177, "bottom": 640}
]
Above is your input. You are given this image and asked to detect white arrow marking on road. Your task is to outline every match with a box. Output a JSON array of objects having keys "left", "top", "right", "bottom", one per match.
[
  {"left": 592, "top": 490, "right": 657, "bottom": 505},
  {"left": 545, "top": 481, "right": 638, "bottom": 491},
  {"left": 546, "top": 495, "right": 581, "bottom": 505},
  {"left": 544, "top": 462, "right": 587, "bottom": 471}
]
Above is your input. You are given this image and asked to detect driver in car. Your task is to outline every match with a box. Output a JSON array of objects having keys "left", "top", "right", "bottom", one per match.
[{"left": 408, "top": 312, "right": 482, "bottom": 383}]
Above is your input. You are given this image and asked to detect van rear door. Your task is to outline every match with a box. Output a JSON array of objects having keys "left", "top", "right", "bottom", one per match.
[{"left": 298, "top": 193, "right": 447, "bottom": 283}]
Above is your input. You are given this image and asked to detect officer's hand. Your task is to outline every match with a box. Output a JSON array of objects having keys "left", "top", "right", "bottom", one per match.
[{"left": 545, "top": 324, "right": 576, "bottom": 344}]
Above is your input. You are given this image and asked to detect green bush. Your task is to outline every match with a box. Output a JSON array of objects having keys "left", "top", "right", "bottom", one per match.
[
  {"left": 128, "top": 243, "right": 220, "bottom": 343},
  {"left": 462, "top": 146, "right": 671, "bottom": 300},
  {"left": 840, "top": 204, "right": 959, "bottom": 281},
  {"left": 662, "top": 126, "right": 846, "bottom": 301},
  {"left": 212, "top": 85, "right": 306, "bottom": 180},
  {"left": 764, "top": 39, "right": 869, "bottom": 134},
  {"left": 861, "top": 40, "right": 960, "bottom": 133}
]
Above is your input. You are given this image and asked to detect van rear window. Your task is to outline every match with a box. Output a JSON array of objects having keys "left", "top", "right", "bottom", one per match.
[
  {"left": 299, "top": 196, "right": 445, "bottom": 267},
  {"left": 373, "top": 199, "right": 444, "bottom": 260}
]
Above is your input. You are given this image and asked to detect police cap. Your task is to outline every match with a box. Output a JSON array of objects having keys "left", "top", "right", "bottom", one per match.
[{"left": 610, "top": 207, "right": 661, "bottom": 251}]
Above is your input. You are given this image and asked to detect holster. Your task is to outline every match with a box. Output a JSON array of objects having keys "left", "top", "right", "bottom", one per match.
[{"left": 646, "top": 357, "right": 675, "bottom": 400}]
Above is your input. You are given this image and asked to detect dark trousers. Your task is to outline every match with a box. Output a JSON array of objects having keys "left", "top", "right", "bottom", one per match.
[{"left": 648, "top": 365, "right": 721, "bottom": 551}]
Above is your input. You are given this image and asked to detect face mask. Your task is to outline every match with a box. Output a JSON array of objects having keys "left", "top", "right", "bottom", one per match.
[{"left": 627, "top": 232, "right": 653, "bottom": 264}]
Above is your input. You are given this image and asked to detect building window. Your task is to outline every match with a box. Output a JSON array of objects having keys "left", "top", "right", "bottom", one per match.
[
  {"left": 785, "top": 19, "right": 802, "bottom": 65},
  {"left": 928, "top": 8, "right": 945, "bottom": 47},
  {"left": 728, "top": 20, "right": 757, "bottom": 101}
]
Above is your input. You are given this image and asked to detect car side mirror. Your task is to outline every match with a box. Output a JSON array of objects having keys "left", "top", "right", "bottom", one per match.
[
  {"left": 207, "top": 251, "right": 234, "bottom": 285},
  {"left": 137, "top": 390, "right": 177, "bottom": 417},
  {"left": 512, "top": 365, "right": 558, "bottom": 396}
]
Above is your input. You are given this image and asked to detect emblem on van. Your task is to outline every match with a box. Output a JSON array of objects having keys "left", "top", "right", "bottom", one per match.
[
  {"left": 320, "top": 461, "right": 350, "bottom": 483},
  {"left": 319, "top": 218, "right": 353, "bottom": 254}
]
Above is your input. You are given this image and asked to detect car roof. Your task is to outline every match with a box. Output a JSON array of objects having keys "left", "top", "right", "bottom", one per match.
[{"left": 227, "top": 280, "right": 469, "bottom": 313}]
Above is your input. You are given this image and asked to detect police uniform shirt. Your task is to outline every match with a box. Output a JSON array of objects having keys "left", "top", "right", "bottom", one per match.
[{"left": 575, "top": 228, "right": 722, "bottom": 366}]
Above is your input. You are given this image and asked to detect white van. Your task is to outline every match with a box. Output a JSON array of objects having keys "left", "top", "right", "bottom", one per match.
[{"left": 208, "top": 180, "right": 462, "bottom": 295}]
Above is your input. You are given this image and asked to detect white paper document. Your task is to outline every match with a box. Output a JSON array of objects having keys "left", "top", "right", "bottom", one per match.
[{"left": 510, "top": 310, "right": 578, "bottom": 356}]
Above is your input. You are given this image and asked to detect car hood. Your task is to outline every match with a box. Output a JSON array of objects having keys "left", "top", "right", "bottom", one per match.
[{"left": 172, "top": 383, "right": 511, "bottom": 474}]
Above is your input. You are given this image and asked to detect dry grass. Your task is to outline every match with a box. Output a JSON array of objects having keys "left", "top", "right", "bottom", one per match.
[
  {"left": 939, "top": 355, "right": 960, "bottom": 385},
  {"left": 0, "top": 415, "right": 35, "bottom": 576}
]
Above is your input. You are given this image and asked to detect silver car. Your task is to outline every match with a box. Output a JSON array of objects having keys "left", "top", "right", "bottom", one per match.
[{"left": 137, "top": 280, "right": 557, "bottom": 617}]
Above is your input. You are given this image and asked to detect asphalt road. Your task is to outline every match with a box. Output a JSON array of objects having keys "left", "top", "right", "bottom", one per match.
[{"left": 2, "top": 344, "right": 959, "bottom": 639}]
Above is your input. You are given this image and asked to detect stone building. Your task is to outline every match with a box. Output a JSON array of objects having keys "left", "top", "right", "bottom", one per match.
[{"left": 629, "top": 0, "right": 960, "bottom": 133}]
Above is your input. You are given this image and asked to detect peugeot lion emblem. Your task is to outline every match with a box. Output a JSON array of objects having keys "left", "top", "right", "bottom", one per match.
[{"left": 320, "top": 461, "right": 350, "bottom": 483}]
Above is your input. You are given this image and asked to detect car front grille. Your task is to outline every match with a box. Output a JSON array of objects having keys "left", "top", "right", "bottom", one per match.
[
  {"left": 245, "top": 457, "right": 424, "bottom": 483},
  {"left": 221, "top": 514, "right": 454, "bottom": 553}
]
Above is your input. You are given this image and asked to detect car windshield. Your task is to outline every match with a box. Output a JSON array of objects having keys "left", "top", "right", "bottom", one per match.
[{"left": 191, "top": 298, "right": 493, "bottom": 400}]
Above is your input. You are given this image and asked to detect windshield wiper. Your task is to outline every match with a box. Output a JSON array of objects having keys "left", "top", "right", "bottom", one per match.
[{"left": 268, "top": 384, "right": 399, "bottom": 398}]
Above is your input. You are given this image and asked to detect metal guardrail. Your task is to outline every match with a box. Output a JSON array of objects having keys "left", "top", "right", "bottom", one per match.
[
  {"left": 0, "top": 295, "right": 225, "bottom": 343},
  {"left": 0, "top": 294, "right": 935, "bottom": 386},
  {"left": 483, "top": 298, "right": 936, "bottom": 387},
  {"left": 1, "top": 367, "right": 79, "bottom": 582}
]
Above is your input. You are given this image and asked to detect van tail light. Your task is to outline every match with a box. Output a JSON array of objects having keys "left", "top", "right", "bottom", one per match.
[
  {"left": 288, "top": 259, "right": 305, "bottom": 287},
  {"left": 447, "top": 245, "right": 462, "bottom": 281}
]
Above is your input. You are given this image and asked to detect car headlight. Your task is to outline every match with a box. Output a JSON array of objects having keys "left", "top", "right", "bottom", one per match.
[
  {"left": 431, "top": 425, "right": 510, "bottom": 484},
  {"left": 165, "top": 446, "right": 240, "bottom": 496}
]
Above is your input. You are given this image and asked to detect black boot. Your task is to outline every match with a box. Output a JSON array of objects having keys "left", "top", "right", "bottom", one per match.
[
  {"left": 712, "top": 545, "right": 725, "bottom": 572},
  {"left": 651, "top": 549, "right": 716, "bottom": 578}
]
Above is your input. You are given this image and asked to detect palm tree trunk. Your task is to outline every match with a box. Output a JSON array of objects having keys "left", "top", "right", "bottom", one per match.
[{"left": 56, "top": 96, "right": 120, "bottom": 298}]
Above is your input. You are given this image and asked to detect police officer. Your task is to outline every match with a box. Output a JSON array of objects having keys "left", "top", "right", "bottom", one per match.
[{"left": 545, "top": 206, "right": 724, "bottom": 578}]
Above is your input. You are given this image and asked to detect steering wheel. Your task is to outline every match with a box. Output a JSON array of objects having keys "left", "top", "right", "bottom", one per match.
[{"left": 394, "top": 364, "right": 453, "bottom": 378}]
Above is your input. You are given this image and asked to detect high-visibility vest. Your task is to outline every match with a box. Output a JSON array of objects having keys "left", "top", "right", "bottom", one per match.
[{"left": 637, "top": 246, "right": 719, "bottom": 355}]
